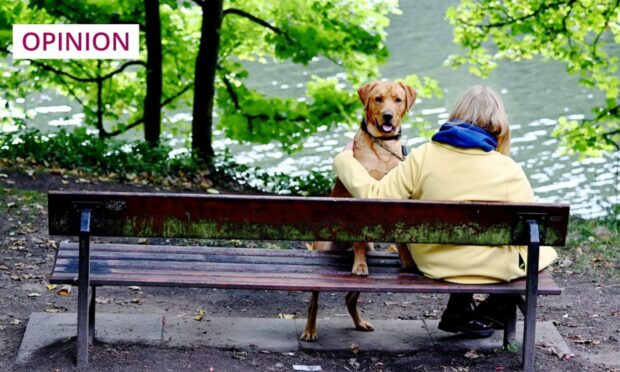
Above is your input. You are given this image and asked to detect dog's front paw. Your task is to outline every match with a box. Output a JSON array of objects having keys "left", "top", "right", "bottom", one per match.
[
  {"left": 300, "top": 330, "right": 318, "bottom": 342},
  {"left": 355, "top": 320, "right": 374, "bottom": 332},
  {"left": 352, "top": 262, "right": 369, "bottom": 276}
]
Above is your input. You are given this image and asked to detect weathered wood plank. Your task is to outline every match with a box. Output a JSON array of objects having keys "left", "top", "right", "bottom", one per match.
[
  {"left": 48, "top": 191, "right": 570, "bottom": 245},
  {"left": 49, "top": 269, "right": 560, "bottom": 294}
]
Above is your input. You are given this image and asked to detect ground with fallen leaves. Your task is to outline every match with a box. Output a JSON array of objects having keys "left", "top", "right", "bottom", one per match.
[{"left": 0, "top": 169, "right": 618, "bottom": 372}]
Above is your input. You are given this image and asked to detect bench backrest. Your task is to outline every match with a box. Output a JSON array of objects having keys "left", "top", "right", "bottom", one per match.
[{"left": 48, "top": 191, "right": 569, "bottom": 245}]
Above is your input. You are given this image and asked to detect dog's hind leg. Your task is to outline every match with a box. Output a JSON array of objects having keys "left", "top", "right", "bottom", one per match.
[
  {"left": 345, "top": 291, "right": 374, "bottom": 332},
  {"left": 300, "top": 291, "right": 320, "bottom": 341}
]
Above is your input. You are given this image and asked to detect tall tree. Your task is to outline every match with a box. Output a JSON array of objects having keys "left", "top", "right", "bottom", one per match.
[
  {"left": 144, "top": 0, "right": 163, "bottom": 145},
  {"left": 446, "top": 0, "right": 620, "bottom": 156},
  {"left": 191, "top": 0, "right": 223, "bottom": 159}
]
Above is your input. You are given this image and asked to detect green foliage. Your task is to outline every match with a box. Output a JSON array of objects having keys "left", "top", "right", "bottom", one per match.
[
  {"left": 1, "top": 0, "right": 416, "bottom": 152},
  {"left": 446, "top": 0, "right": 620, "bottom": 156},
  {"left": 0, "top": 126, "right": 201, "bottom": 180},
  {"left": 1, "top": 1, "right": 196, "bottom": 134},
  {"left": 213, "top": 149, "right": 334, "bottom": 196},
  {"left": 0, "top": 127, "right": 333, "bottom": 195},
  {"left": 216, "top": 75, "right": 359, "bottom": 152}
]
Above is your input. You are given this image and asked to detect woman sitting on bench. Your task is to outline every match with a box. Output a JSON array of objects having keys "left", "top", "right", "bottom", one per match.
[{"left": 333, "top": 85, "right": 558, "bottom": 338}]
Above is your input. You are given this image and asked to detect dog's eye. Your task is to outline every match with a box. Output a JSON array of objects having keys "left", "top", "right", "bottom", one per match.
[
  {"left": 395, "top": 98, "right": 403, "bottom": 103},
  {"left": 375, "top": 97, "right": 383, "bottom": 103}
]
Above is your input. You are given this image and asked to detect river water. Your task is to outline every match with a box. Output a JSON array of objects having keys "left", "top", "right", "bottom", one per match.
[{"left": 2, "top": 1, "right": 618, "bottom": 217}]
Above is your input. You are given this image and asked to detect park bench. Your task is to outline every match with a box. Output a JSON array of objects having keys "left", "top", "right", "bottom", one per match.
[{"left": 47, "top": 190, "right": 569, "bottom": 371}]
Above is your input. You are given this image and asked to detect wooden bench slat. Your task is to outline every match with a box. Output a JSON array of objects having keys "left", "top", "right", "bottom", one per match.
[
  {"left": 50, "top": 269, "right": 560, "bottom": 294},
  {"left": 50, "top": 243, "right": 561, "bottom": 295},
  {"left": 55, "top": 252, "right": 399, "bottom": 269},
  {"left": 49, "top": 191, "right": 570, "bottom": 245},
  {"left": 51, "top": 259, "right": 403, "bottom": 275}
]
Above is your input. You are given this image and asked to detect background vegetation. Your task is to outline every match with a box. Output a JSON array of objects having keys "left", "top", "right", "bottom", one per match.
[{"left": 0, "top": 0, "right": 618, "bottom": 196}]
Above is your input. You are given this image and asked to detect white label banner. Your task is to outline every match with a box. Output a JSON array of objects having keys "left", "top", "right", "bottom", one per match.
[{"left": 12, "top": 24, "right": 140, "bottom": 59}]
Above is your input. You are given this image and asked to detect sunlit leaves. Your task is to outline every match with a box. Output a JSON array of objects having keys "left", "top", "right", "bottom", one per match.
[
  {"left": 2, "top": 0, "right": 409, "bottom": 154},
  {"left": 446, "top": 0, "right": 620, "bottom": 155},
  {"left": 216, "top": 75, "right": 357, "bottom": 153}
]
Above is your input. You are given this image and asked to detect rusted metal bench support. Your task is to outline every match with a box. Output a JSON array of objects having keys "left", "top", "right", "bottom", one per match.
[
  {"left": 522, "top": 220, "right": 541, "bottom": 372},
  {"left": 76, "top": 209, "right": 93, "bottom": 369}
]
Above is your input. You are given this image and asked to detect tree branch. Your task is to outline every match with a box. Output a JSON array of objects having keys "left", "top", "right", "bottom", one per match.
[
  {"left": 104, "top": 82, "right": 194, "bottom": 137},
  {"left": 29, "top": 60, "right": 146, "bottom": 83},
  {"left": 591, "top": 0, "right": 620, "bottom": 57},
  {"left": 161, "top": 82, "right": 193, "bottom": 107},
  {"left": 104, "top": 118, "right": 144, "bottom": 137},
  {"left": 222, "top": 8, "right": 288, "bottom": 38},
  {"left": 464, "top": 0, "right": 574, "bottom": 28},
  {"left": 221, "top": 74, "right": 241, "bottom": 110}
]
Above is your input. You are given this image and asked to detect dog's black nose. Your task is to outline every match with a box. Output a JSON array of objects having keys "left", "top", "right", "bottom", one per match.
[{"left": 382, "top": 112, "right": 394, "bottom": 122}]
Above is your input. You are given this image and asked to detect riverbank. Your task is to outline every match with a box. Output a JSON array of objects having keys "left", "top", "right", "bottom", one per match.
[{"left": 0, "top": 170, "right": 618, "bottom": 371}]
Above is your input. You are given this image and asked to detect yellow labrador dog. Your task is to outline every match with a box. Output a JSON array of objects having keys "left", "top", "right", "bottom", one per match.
[{"left": 301, "top": 81, "right": 417, "bottom": 342}]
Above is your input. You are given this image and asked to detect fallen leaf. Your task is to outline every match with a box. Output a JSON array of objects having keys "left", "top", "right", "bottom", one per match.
[
  {"left": 57, "top": 285, "right": 72, "bottom": 296},
  {"left": 9, "top": 319, "right": 22, "bottom": 325},
  {"left": 194, "top": 309, "right": 205, "bottom": 321},
  {"left": 464, "top": 350, "right": 482, "bottom": 359},
  {"left": 131, "top": 297, "right": 142, "bottom": 304},
  {"left": 350, "top": 343, "right": 360, "bottom": 354},
  {"left": 137, "top": 238, "right": 148, "bottom": 244},
  {"left": 277, "top": 313, "right": 297, "bottom": 319},
  {"left": 386, "top": 244, "right": 398, "bottom": 253},
  {"left": 128, "top": 286, "right": 141, "bottom": 291},
  {"left": 46, "top": 284, "right": 58, "bottom": 291},
  {"left": 45, "top": 306, "right": 68, "bottom": 313},
  {"left": 27, "top": 292, "right": 41, "bottom": 298},
  {"left": 232, "top": 351, "right": 247, "bottom": 360},
  {"left": 206, "top": 188, "right": 220, "bottom": 194}
]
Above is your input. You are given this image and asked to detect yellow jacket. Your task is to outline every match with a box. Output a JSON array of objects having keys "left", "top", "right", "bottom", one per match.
[{"left": 333, "top": 141, "right": 557, "bottom": 284}]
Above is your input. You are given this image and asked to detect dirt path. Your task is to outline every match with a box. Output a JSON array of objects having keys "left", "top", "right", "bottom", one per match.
[{"left": 0, "top": 171, "right": 618, "bottom": 371}]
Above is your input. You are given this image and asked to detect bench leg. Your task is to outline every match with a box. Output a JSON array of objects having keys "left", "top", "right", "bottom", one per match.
[
  {"left": 89, "top": 286, "right": 96, "bottom": 345},
  {"left": 77, "top": 284, "right": 91, "bottom": 368},
  {"left": 522, "top": 220, "right": 541, "bottom": 372},
  {"left": 77, "top": 209, "right": 92, "bottom": 368}
]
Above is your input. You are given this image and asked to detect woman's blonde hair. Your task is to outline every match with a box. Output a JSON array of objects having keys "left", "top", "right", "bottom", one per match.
[{"left": 448, "top": 85, "right": 511, "bottom": 155}]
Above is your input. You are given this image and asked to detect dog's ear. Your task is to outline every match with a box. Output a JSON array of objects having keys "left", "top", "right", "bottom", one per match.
[
  {"left": 357, "top": 81, "right": 378, "bottom": 108},
  {"left": 398, "top": 82, "right": 417, "bottom": 113}
]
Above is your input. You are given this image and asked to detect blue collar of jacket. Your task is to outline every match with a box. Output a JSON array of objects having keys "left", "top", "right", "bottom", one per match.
[{"left": 431, "top": 120, "right": 498, "bottom": 152}]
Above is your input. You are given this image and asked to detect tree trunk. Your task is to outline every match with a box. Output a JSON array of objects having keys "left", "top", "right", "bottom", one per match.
[
  {"left": 96, "top": 60, "right": 104, "bottom": 138},
  {"left": 143, "top": 0, "right": 162, "bottom": 145},
  {"left": 191, "top": 0, "right": 224, "bottom": 162}
]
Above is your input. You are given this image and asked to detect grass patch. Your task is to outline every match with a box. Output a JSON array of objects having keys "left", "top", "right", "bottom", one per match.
[{"left": 557, "top": 216, "right": 619, "bottom": 277}]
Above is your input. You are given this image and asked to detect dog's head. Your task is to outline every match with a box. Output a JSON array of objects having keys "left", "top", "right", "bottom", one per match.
[{"left": 358, "top": 81, "right": 416, "bottom": 138}]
